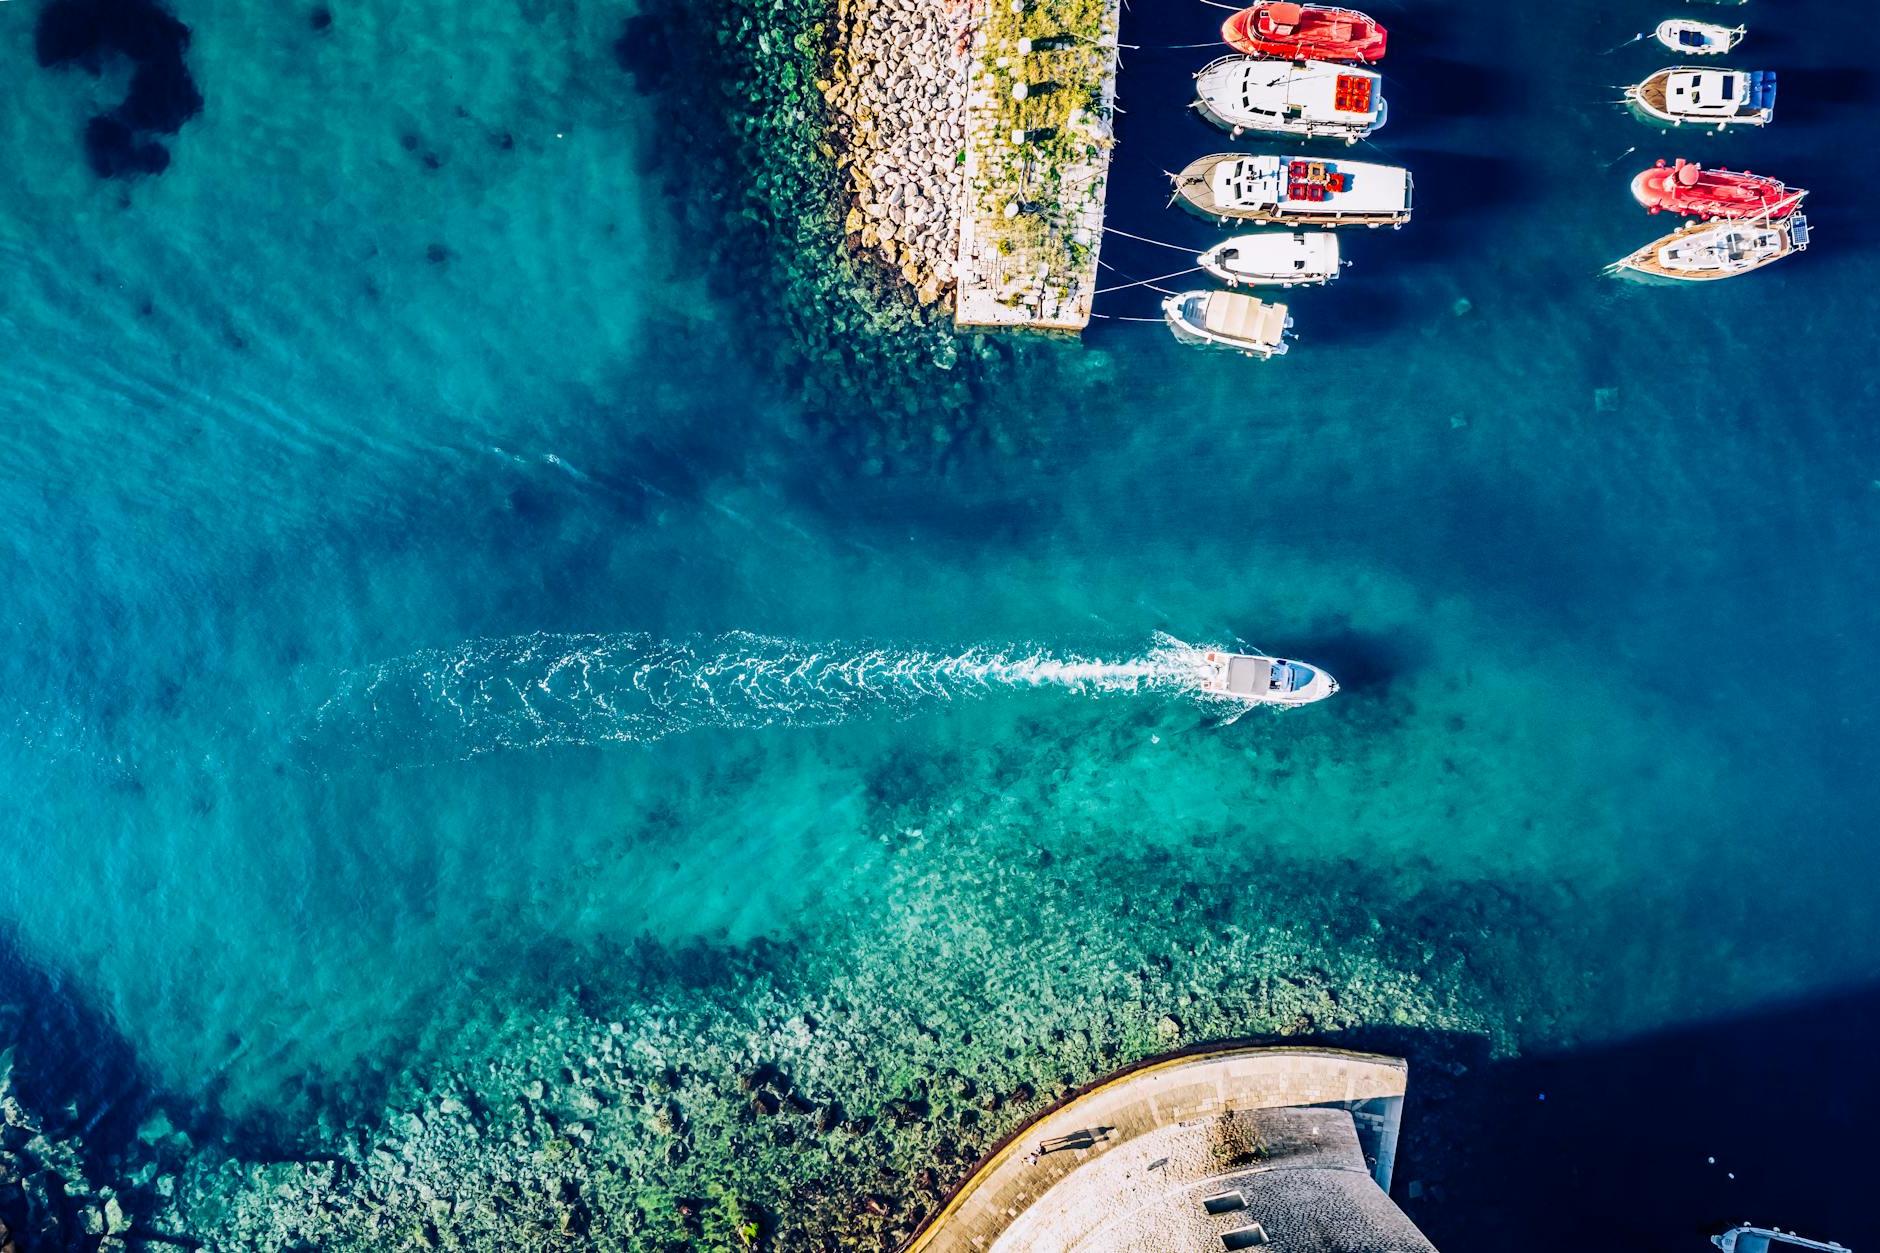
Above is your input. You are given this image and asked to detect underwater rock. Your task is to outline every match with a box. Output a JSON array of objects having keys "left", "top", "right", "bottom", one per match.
[{"left": 35, "top": 0, "right": 203, "bottom": 179}]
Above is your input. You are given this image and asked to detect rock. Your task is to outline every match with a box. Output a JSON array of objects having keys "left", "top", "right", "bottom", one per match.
[
  {"left": 104, "top": 1196, "right": 128, "bottom": 1234},
  {"left": 1157, "top": 1014, "right": 1184, "bottom": 1041}
]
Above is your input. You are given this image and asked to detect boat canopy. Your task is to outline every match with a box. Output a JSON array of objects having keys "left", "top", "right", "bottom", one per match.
[{"left": 1202, "top": 292, "right": 1290, "bottom": 348}]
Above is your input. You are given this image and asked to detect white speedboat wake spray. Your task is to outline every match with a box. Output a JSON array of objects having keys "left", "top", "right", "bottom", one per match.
[{"left": 315, "top": 631, "right": 1337, "bottom": 761}]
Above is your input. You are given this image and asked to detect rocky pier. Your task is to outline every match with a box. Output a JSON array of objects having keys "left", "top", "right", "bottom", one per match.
[{"left": 826, "top": 0, "right": 1122, "bottom": 331}]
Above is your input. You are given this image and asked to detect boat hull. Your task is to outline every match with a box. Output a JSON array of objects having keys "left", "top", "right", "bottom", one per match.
[
  {"left": 1192, "top": 93, "right": 1382, "bottom": 144},
  {"left": 1610, "top": 213, "right": 1807, "bottom": 281},
  {"left": 1196, "top": 649, "right": 1339, "bottom": 706},
  {"left": 1630, "top": 159, "right": 1801, "bottom": 220},
  {"left": 1172, "top": 153, "right": 1413, "bottom": 228},
  {"left": 1221, "top": 4, "right": 1387, "bottom": 63}
]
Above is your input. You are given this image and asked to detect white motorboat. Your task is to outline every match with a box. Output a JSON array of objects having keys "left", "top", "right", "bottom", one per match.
[
  {"left": 1196, "top": 649, "right": 1339, "bottom": 707},
  {"left": 1608, "top": 212, "right": 1809, "bottom": 281},
  {"left": 1198, "top": 232, "right": 1343, "bottom": 287},
  {"left": 1162, "top": 290, "right": 1294, "bottom": 358},
  {"left": 1655, "top": 18, "right": 1744, "bottom": 55},
  {"left": 1173, "top": 152, "right": 1413, "bottom": 227},
  {"left": 1712, "top": 1225, "right": 1850, "bottom": 1253},
  {"left": 1627, "top": 66, "right": 1776, "bottom": 128},
  {"left": 1193, "top": 55, "right": 1387, "bottom": 144}
]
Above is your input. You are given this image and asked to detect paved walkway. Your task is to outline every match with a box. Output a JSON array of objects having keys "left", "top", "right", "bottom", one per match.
[{"left": 903, "top": 1046, "right": 1410, "bottom": 1252}]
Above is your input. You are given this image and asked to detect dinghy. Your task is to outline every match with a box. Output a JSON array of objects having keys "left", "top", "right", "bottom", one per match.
[
  {"left": 1198, "top": 232, "right": 1343, "bottom": 287},
  {"left": 1193, "top": 56, "right": 1386, "bottom": 144},
  {"left": 1631, "top": 158, "right": 1805, "bottom": 220},
  {"left": 1608, "top": 213, "right": 1809, "bottom": 282},
  {"left": 1162, "top": 290, "right": 1294, "bottom": 358},
  {"left": 1196, "top": 649, "right": 1339, "bottom": 706},
  {"left": 1173, "top": 153, "right": 1413, "bottom": 227},
  {"left": 1627, "top": 66, "right": 1776, "bottom": 128},
  {"left": 1221, "top": 3, "right": 1387, "bottom": 63},
  {"left": 1655, "top": 18, "right": 1744, "bottom": 55}
]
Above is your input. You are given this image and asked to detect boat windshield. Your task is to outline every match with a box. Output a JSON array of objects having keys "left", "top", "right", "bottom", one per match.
[
  {"left": 1286, "top": 664, "right": 1317, "bottom": 691},
  {"left": 1677, "top": 29, "right": 1703, "bottom": 47}
]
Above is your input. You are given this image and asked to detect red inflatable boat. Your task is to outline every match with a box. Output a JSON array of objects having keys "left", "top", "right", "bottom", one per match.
[
  {"left": 1631, "top": 159, "right": 1806, "bottom": 221},
  {"left": 1222, "top": 3, "right": 1388, "bottom": 63}
]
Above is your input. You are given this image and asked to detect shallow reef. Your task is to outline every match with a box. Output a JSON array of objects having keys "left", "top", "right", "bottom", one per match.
[{"left": 34, "top": 0, "right": 204, "bottom": 178}]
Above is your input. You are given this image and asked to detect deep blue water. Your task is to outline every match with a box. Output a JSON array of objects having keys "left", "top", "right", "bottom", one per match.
[{"left": 2, "top": 0, "right": 1879, "bottom": 1244}]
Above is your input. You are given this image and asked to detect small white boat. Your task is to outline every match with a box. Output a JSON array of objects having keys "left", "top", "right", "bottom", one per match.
[
  {"left": 1197, "top": 649, "right": 1339, "bottom": 707},
  {"left": 1198, "top": 232, "right": 1343, "bottom": 287},
  {"left": 1162, "top": 290, "right": 1294, "bottom": 358},
  {"left": 1193, "top": 55, "right": 1387, "bottom": 144},
  {"left": 1608, "top": 212, "right": 1809, "bottom": 281},
  {"left": 1712, "top": 1225, "right": 1850, "bottom": 1253},
  {"left": 1627, "top": 66, "right": 1776, "bottom": 128},
  {"left": 1655, "top": 18, "right": 1744, "bottom": 55}
]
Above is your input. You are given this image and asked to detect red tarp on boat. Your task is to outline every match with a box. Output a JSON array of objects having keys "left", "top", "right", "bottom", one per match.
[
  {"left": 1222, "top": 3, "right": 1387, "bottom": 63},
  {"left": 1630, "top": 158, "right": 1802, "bottom": 221}
]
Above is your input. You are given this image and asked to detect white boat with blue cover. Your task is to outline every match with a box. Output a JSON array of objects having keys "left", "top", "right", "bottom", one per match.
[
  {"left": 1655, "top": 18, "right": 1744, "bottom": 55},
  {"left": 1628, "top": 66, "right": 1776, "bottom": 127},
  {"left": 1197, "top": 649, "right": 1339, "bottom": 706}
]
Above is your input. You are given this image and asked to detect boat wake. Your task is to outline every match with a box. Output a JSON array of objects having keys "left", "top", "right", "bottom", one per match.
[{"left": 314, "top": 631, "right": 1211, "bottom": 762}]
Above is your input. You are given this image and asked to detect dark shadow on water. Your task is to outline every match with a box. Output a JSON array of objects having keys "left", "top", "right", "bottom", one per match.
[
  {"left": 1315, "top": 983, "right": 1880, "bottom": 1252},
  {"left": 1388, "top": 57, "right": 1527, "bottom": 126},
  {"left": 1771, "top": 67, "right": 1878, "bottom": 125}
]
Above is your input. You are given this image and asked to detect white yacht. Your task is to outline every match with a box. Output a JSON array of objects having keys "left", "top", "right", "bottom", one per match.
[
  {"left": 1199, "top": 232, "right": 1343, "bottom": 287},
  {"left": 1162, "top": 290, "right": 1294, "bottom": 358},
  {"left": 1193, "top": 55, "right": 1387, "bottom": 143},
  {"left": 1196, "top": 649, "right": 1339, "bottom": 707},
  {"left": 1609, "top": 212, "right": 1809, "bottom": 281},
  {"left": 1627, "top": 66, "right": 1776, "bottom": 127},
  {"left": 1173, "top": 153, "right": 1413, "bottom": 227},
  {"left": 1712, "top": 1226, "right": 1849, "bottom": 1253},
  {"left": 1654, "top": 19, "right": 1744, "bottom": 56}
]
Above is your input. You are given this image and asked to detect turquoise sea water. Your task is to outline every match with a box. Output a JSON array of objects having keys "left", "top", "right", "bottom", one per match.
[{"left": 4, "top": 0, "right": 1880, "bottom": 1243}]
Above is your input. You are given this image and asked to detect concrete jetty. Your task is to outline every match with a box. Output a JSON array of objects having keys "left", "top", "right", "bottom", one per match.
[
  {"left": 904, "top": 1045, "right": 1437, "bottom": 1252},
  {"left": 953, "top": 0, "right": 1123, "bottom": 331}
]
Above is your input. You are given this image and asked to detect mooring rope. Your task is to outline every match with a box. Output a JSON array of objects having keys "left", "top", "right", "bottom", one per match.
[
  {"left": 1094, "top": 266, "right": 1200, "bottom": 295},
  {"left": 1103, "top": 225, "right": 1196, "bottom": 252},
  {"left": 1092, "top": 313, "right": 1167, "bottom": 323}
]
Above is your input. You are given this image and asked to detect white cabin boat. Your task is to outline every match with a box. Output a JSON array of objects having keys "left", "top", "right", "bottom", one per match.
[
  {"left": 1163, "top": 290, "right": 1294, "bottom": 358},
  {"left": 1712, "top": 1226, "right": 1850, "bottom": 1253},
  {"left": 1609, "top": 212, "right": 1809, "bottom": 281},
  {"left": 1199, "top": 232, "right": 1343, "bottom": 287},
  {"left": 1196, "top": 649, "right": 1338, "bottom": 707},
  {"left": 1655, "top": 19, "right": 1744, "bottom": 56},
  {"left": 1628, "top": 66, "right": 1776, "bottom": 127},
  {"left": 1174, "top": 153, "right": 1413, "bottom": 227},
  {"left": 1193, "top": 55, "right": 1387, "bottom": 144}
]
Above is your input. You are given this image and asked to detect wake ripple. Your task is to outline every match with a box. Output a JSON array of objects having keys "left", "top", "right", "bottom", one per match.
[{"left": 316, "top": 631, "right": 1205, "bottom": 760}]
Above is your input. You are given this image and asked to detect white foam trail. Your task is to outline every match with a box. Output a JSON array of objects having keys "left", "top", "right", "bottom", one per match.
[{"left": 315, "top": 631, "right": 1209, "bottom": 761}]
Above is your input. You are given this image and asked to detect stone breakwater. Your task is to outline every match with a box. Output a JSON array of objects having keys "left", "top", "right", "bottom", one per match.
[{"left": 826, "top": 0, "right": 972, "bottom": 308}]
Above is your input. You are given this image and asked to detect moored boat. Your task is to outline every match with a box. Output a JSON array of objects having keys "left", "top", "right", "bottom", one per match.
[
  {"left": 1162, "top": 290, "right": 1294, "bottom": 358},
  {"left": 1630, "top": 158, "right": 1805, "bottom": 220},
  {"left": 1198, "top": 231, "right": 1343, "bottom": 287},
  {"left": 1655, "top": 18, "right": 1745, "bottom": 55},
  {"left": 1712, "top": 1225, "right": 1850, "bottom": 1253},
  {"left": 1221, "top": 3, "right": 1387, "bottom": 63},
  {"left": 1193, "top": 56, "right": 1386, "bottom": 144},
  {"left": 1172, "top": 153, "right": 1413, "bottom": 227},
  {"left": 1627, "top": 66, "right": 1776, "bottom": 128},
  {"left": 1608, "top": 212, "right": 1809, "bottom": 281},
  {"left": 1196, "top": 648, "right": 1339, "bottom": 706}
]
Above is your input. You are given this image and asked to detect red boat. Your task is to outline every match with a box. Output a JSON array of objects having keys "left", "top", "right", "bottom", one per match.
[
  {"left": 1630, "top": 159, "right": 1806, "bottom": 221},
  {"left": 1222, "top": 3, "right": 1388, "bottom": 63}
]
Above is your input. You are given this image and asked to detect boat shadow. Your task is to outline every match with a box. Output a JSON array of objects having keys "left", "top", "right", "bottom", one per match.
[
  {"left": 1768, "top": 66, "right": 1879, "bottom": 125},
  {"left": 1384, "top": 56, "right": 1528, "bottom": 126}
]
